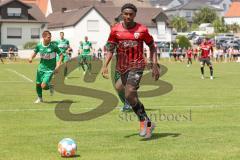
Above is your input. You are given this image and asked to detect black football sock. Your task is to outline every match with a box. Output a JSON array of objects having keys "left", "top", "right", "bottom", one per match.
[
  {"left": 64, "top": 67, "right": 68, "bottom": 77},
  {"left": 132, "top": 102, "right": 151, "bottom": 126},
  {"left": 210, "top": 66, "right": 213, "bottom": 76},
  {"left": 201, "top": 67, "right": 204, "bottom": 75},
  {"left": 36, "top": 85, "right": 42, "bottom": 98}
]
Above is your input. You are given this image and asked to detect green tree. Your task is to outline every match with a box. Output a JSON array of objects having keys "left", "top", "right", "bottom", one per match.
[
  {"left": 228, "top": 23, "right": 240, "bottom": 33},
  {"left": 193, "top": 7, "right": 218, "bottom": 25},
  {"left": 170, "top": 16, "right": 188, "bottom": 32},
  {"left": 189, "top": 23, "right": 199, "bottom": 31},
  {"left": 176, "top": 35, "right": 191, "bottom": 49},
  {"left": 212, "top": 17, "right": 228, "bottom": 33}
]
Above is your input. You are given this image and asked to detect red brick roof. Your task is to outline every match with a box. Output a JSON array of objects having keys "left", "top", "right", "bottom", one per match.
[
  {"left": 20, "top": 0, "right": 48, "bottom": 15},
  {"left": 225, "top": 0, "right": 240, "bottom": 17}
]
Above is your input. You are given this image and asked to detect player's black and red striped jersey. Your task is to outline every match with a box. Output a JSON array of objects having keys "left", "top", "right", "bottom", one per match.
[
  {"left": 187, "top": 49, "right": 193, "bottom": 58},
  {"left": 200, "top": 43, "right": 211, "bottom": 58},
  {"left": 107, "top": 22, "right": 154, "bottom": 73}
]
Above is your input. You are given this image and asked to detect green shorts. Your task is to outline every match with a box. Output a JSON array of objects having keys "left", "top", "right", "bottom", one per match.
[
  {"left": 56, "top": 54, "right": 70, "bottom": 63},
  {"left": 114, "top": 70, "right": 121, "bottom": 83},
  {"left": 78, "top": 54, "right": 92, "bottom": 63},
  {"left": 36, "top": 70, "right": 54, "bottom": 85}
]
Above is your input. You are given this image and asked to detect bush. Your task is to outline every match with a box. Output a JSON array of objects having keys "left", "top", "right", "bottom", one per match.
[
  {"left": 189, "top": 23, "right": 199, "bottom": 32},
  {"left": 23, "top": 41, "right": 38, "bottom": 49},
  {"left": 176, "top": 36, "right": 191, "bottom": 49}
]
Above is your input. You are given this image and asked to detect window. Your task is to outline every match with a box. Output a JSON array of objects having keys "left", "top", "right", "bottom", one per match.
[
  {"left": 157, "top": 22, "right": 166, "bottom": 35},
  {"left": 7, "top": 8, "right": 21, "bottom": 17},
  {"left": 87, "top": 20, "right": 99, "bottom": 32},
  {"left": 223, "top": 4, "right": 227, "bottom": 11},
  {"left": 7, "top": 28, "right": 22, "bottom": 39},
  {"left": 185, "top": 11, "right": 191, "bottom": 17},
  {"left": 31, "top": 28, "right": 40, "bottom": 39}
]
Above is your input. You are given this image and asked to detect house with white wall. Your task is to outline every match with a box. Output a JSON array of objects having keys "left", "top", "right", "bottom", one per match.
[
  {"left": 224, "top": 0, "right": 240, "bottom": 25},
  {"left": 47, "top": 6, "right": 173, "bottom": 56},
  {"left": 0, "top": 0, "right": 47, "bottom": 49}
]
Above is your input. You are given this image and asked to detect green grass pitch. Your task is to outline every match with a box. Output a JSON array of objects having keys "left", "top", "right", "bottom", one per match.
[{"left": 0, "top": 60, "right": 240, "bottom": 160}]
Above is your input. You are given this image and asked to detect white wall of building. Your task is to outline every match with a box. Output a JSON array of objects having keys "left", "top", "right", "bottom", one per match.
[
  {"left": 1, "top": 23, "right": 44, "bottom": 49},
  {"left": 50, "top": 26, "right": 75, "bottom": 49},
  {"left": 45, "top": 0, "right": 53, "bottom": 17},
  {"left": 74, "top": 9, "right": 111, "bottom": 52},
  {"left": 224, "top": 17, "right": 240, "bottom": 25},
  {"left": 49, "top": 8, "right": 111, "bottom": 57},
  {"left": 148, "top": 25, "right": 173, "bottom": 42}
]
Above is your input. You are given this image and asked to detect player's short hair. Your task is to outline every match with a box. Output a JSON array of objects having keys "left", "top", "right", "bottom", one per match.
[
  {"left": 121, "top": 3, "right": 137, "bottom": 13},
  {"left": 60, "top": 31, "right": 64, "bottom": 35},
  {"left": 42, "top": 30, "right": 51, "bottom": 37}
]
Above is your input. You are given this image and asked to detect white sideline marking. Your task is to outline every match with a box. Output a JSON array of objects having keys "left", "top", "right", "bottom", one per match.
[
  {"left": 0, "top": 81, "right": 29, "bottom": 83},
  {"left": 0, "top": 107, "right": 99, "bottom": 112},
  {"left": 0, "top": 104, "right": 239, "bottom": 113},
  {"left": 0, "top": 108, "right": 56, "bottom": 112},
  {"left": 6, "top": 69, "right": 33, "bottom": 83}
]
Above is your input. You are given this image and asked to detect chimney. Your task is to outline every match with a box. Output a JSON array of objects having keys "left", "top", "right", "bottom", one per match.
[{"left": 61, "top": 7, "right": 67, "bottom": 13}]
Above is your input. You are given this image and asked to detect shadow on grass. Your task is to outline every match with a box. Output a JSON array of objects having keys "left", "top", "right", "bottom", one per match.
[
  {"left": 141, "top": 133, "right": 181, "bottom": 141},
  {"left": 125, "top": 133, "right": 181, "bottom": 141},
  {"left": 61, "top": 154, "right": 80, "bottom": 158},
  {"left": 44, "top": 101, "right": 79, "bottom": 104}
]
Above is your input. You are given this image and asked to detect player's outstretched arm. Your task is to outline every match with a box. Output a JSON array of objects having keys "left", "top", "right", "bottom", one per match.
[
  {"left": 55, "top": 54, "right": 63, "bottom": 73},
  {"left": 78, "top": 48, "right": 83, "bottom": 56},
  {"left": 28, "top": 53, "right": 37, "bottom": 63},
  {"left": 149, "top": 43, "right": 160, "bottom": 81},
  {"left": 101, "top": 42, "right": 115, "bottom": 79},
  {"left": 101, "top": 52, "right": 113, "bottom": 79}
]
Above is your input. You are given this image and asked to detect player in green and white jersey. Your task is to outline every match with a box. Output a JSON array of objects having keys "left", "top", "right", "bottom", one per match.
[
  {"left": 78, "top": 36, "right": 92, "bottom": 74},
  {"left": 29, "top": 30, "right": 63, "bottom": 103},
  {"left": 56, "top": 32, "right": 70, "bottom": 78}
]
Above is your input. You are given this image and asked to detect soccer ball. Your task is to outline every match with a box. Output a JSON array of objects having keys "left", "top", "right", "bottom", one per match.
[{"left": 58, "top": 138, "right": 77, "bottom": 157}]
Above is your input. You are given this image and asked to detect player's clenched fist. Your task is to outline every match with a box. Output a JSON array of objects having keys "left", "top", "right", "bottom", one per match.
[{"left": 101, "top": 66, "right": 109, "bottom": 79}]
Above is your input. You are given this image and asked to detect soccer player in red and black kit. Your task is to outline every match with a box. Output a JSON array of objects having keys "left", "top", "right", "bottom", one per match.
[
  {"left": 186, "top": 47, "right": 193, "bottom": 67},
  {"left": 199, "top": 37, "right": 214, "bottom": 80},
  {"left": 101, "top": 3, "right": 160, "bottom": 139}
]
